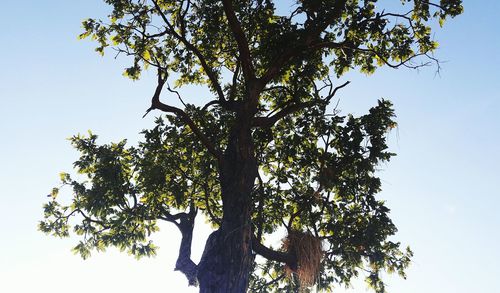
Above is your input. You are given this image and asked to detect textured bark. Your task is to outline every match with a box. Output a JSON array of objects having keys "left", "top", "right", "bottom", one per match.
[{"left": 197, "top": 123, "right": 257, "bottom": 293}]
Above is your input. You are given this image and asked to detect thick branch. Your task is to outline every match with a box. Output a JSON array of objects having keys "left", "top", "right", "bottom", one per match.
[
  {"left": 221, "top": 0, "right": 255, "bottom": 82},
  {"left": 252, "top": 236, "right": 297, "bottom": 269},
  {"left": 174, "top": 205, "right": 199, "bottom": 286}
]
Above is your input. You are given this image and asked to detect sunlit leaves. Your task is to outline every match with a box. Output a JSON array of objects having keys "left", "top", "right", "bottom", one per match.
[
  {"left": 78, "top": 0, "right": 462, "bottom": 85},
  {"left": 42, "top": 0, "right": 463, "bottom": 291},
  {"left": 249, "top": 99, "right": 408, "bottom": 292},
  {"left": 40, "top": 111, "right": 223, "bottom": 259}
]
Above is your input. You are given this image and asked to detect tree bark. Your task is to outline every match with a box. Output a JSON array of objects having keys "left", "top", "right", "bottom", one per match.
[{"left": 197, "top": 122, "right": 257, "bottom": 293}]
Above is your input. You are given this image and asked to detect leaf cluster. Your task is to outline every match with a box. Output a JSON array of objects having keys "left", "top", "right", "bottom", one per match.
[
  {"left": 77, "top": 0, "right": 463, "bottom": 90},
  {"left": 249, "top": 99, "right": 411, "bottom": 292}
]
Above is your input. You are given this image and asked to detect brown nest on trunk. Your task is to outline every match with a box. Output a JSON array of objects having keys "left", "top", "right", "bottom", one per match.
[{"left": 282, "top": 230, "right": 324, "bottom": 288}]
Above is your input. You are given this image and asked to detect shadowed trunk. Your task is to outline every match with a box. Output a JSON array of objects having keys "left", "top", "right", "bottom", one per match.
[{"left": 197, "top": 123, "right": 257, "bottom": 293}]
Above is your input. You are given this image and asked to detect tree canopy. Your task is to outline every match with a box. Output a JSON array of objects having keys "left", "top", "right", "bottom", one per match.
[{"left": 40, "top": 1, "right": 462, "bottom": 292}]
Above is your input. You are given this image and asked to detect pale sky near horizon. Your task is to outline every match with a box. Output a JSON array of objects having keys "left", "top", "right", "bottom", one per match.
[{"left": 1, "top": 1, "right": 499, "bottom": 292}]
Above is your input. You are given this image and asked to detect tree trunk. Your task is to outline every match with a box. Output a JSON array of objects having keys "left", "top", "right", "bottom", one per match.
[{"left": 197, "top": 124, "right": 257, "bottom": 293}]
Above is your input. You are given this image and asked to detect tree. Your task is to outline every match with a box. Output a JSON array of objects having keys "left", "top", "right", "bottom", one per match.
[{"left": 40, "top": 1, "right": 462, "bottom": 292}]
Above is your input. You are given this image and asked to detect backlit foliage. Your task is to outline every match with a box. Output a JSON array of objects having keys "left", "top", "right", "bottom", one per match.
[{"left": 41, "top": 1, "right": 462, "bottom": 292}]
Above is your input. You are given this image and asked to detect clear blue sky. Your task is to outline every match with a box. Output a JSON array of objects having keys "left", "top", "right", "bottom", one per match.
[{"left": 1, "top": 1, "right": 498, "bottom": 292}]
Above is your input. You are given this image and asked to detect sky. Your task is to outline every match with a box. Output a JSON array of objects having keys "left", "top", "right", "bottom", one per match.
[{"left": 0, "top": 1, "right": 499, "bottom": 292}]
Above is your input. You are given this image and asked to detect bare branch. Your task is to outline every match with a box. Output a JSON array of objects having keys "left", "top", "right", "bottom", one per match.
[
  {"left": 166, "top": 83, "right": 188, "bottom": 108},
  {"left": 252, "top": 273, "right": 286, "bottom": 291}
]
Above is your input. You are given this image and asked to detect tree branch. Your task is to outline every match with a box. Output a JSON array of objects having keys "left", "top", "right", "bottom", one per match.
[
  {"left": 221, "top": 0, "right": 255, "bottom": 82},
  {"left": 151, "top": 0, "right": 226, "bottom": 101},
  {"left": 252, "top": 236, "right": 297, "bottom": 270},
  {"left": 315, "top": 42, "right": 436, "bottom": 69},
  {"left": 174, "top": 203, "right": 199, "bottom": 286},
  {"left": 144, "top": 70, "right": 222, "bottom": 161},
  {"left": 259, "top": 0, "right": 348, "bottom": 85},
  {"left": 252, "top": 81, "right": 350, "bottom": 128}
]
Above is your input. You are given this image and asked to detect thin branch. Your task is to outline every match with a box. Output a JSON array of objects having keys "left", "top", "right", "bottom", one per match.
[
  {"left": 314, "top": 41, "right": 435, "bottom": 69},
  {"left": 252, "top": 81, "right": 350, "bottom": 128},
  {"left": 144, "top": 69, "right": 222, "bottom": 161},
  {"left": 201, "top": 100, "right": 221, "bottom": 111},
  {"left": 229, "top": 61, "right": 241, "bottom": 101},
  {"left": 253, "top": 273, "right": 286, "bottom": 291},
  {"left": 166, "top": 83, "right": 188, "bottom": 108},
  {"left": 151, "top": 0, "right": 226, "bottom": 101},
  {"left": 422, "top": 0, "right": 446, "bottom": 11}
]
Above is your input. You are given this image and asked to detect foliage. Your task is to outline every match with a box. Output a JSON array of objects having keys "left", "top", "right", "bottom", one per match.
[{"left": 41, "top": 0, "right": 462, "bottom": 292}]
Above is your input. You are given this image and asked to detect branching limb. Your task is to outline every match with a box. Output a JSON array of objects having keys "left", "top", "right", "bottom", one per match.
[
  {"left": 201, "top": 98, "right": 239, "bottom": 112},
  {"left": 259, "top": 0, "right": 348, "bottom": 85},
  {"left": 200, "top": 61, "right": 241, "bottom": 111},
  {"left": 221, "top": 0, "right": 255, "bottom": 82},
  {"left": 314, "top": 42, "right": 439, "bottom": 70},
  {"left": 253, "top": 272, "right": 286, "bottom": 291},
  {"left": 157, "top": 205, "right": 199, "bottom": 285},
  {"left": 151, "top": 0, "right": 226, "bottom": 101},
  {"left": 252, "top": 81, "right": 350, "bottom": 128},
  {"left": 166, "top": 83, "right": 187, "bottom": 108},
  {"left": 144, "top": 69, "right": 222, "bottom": 161}
]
